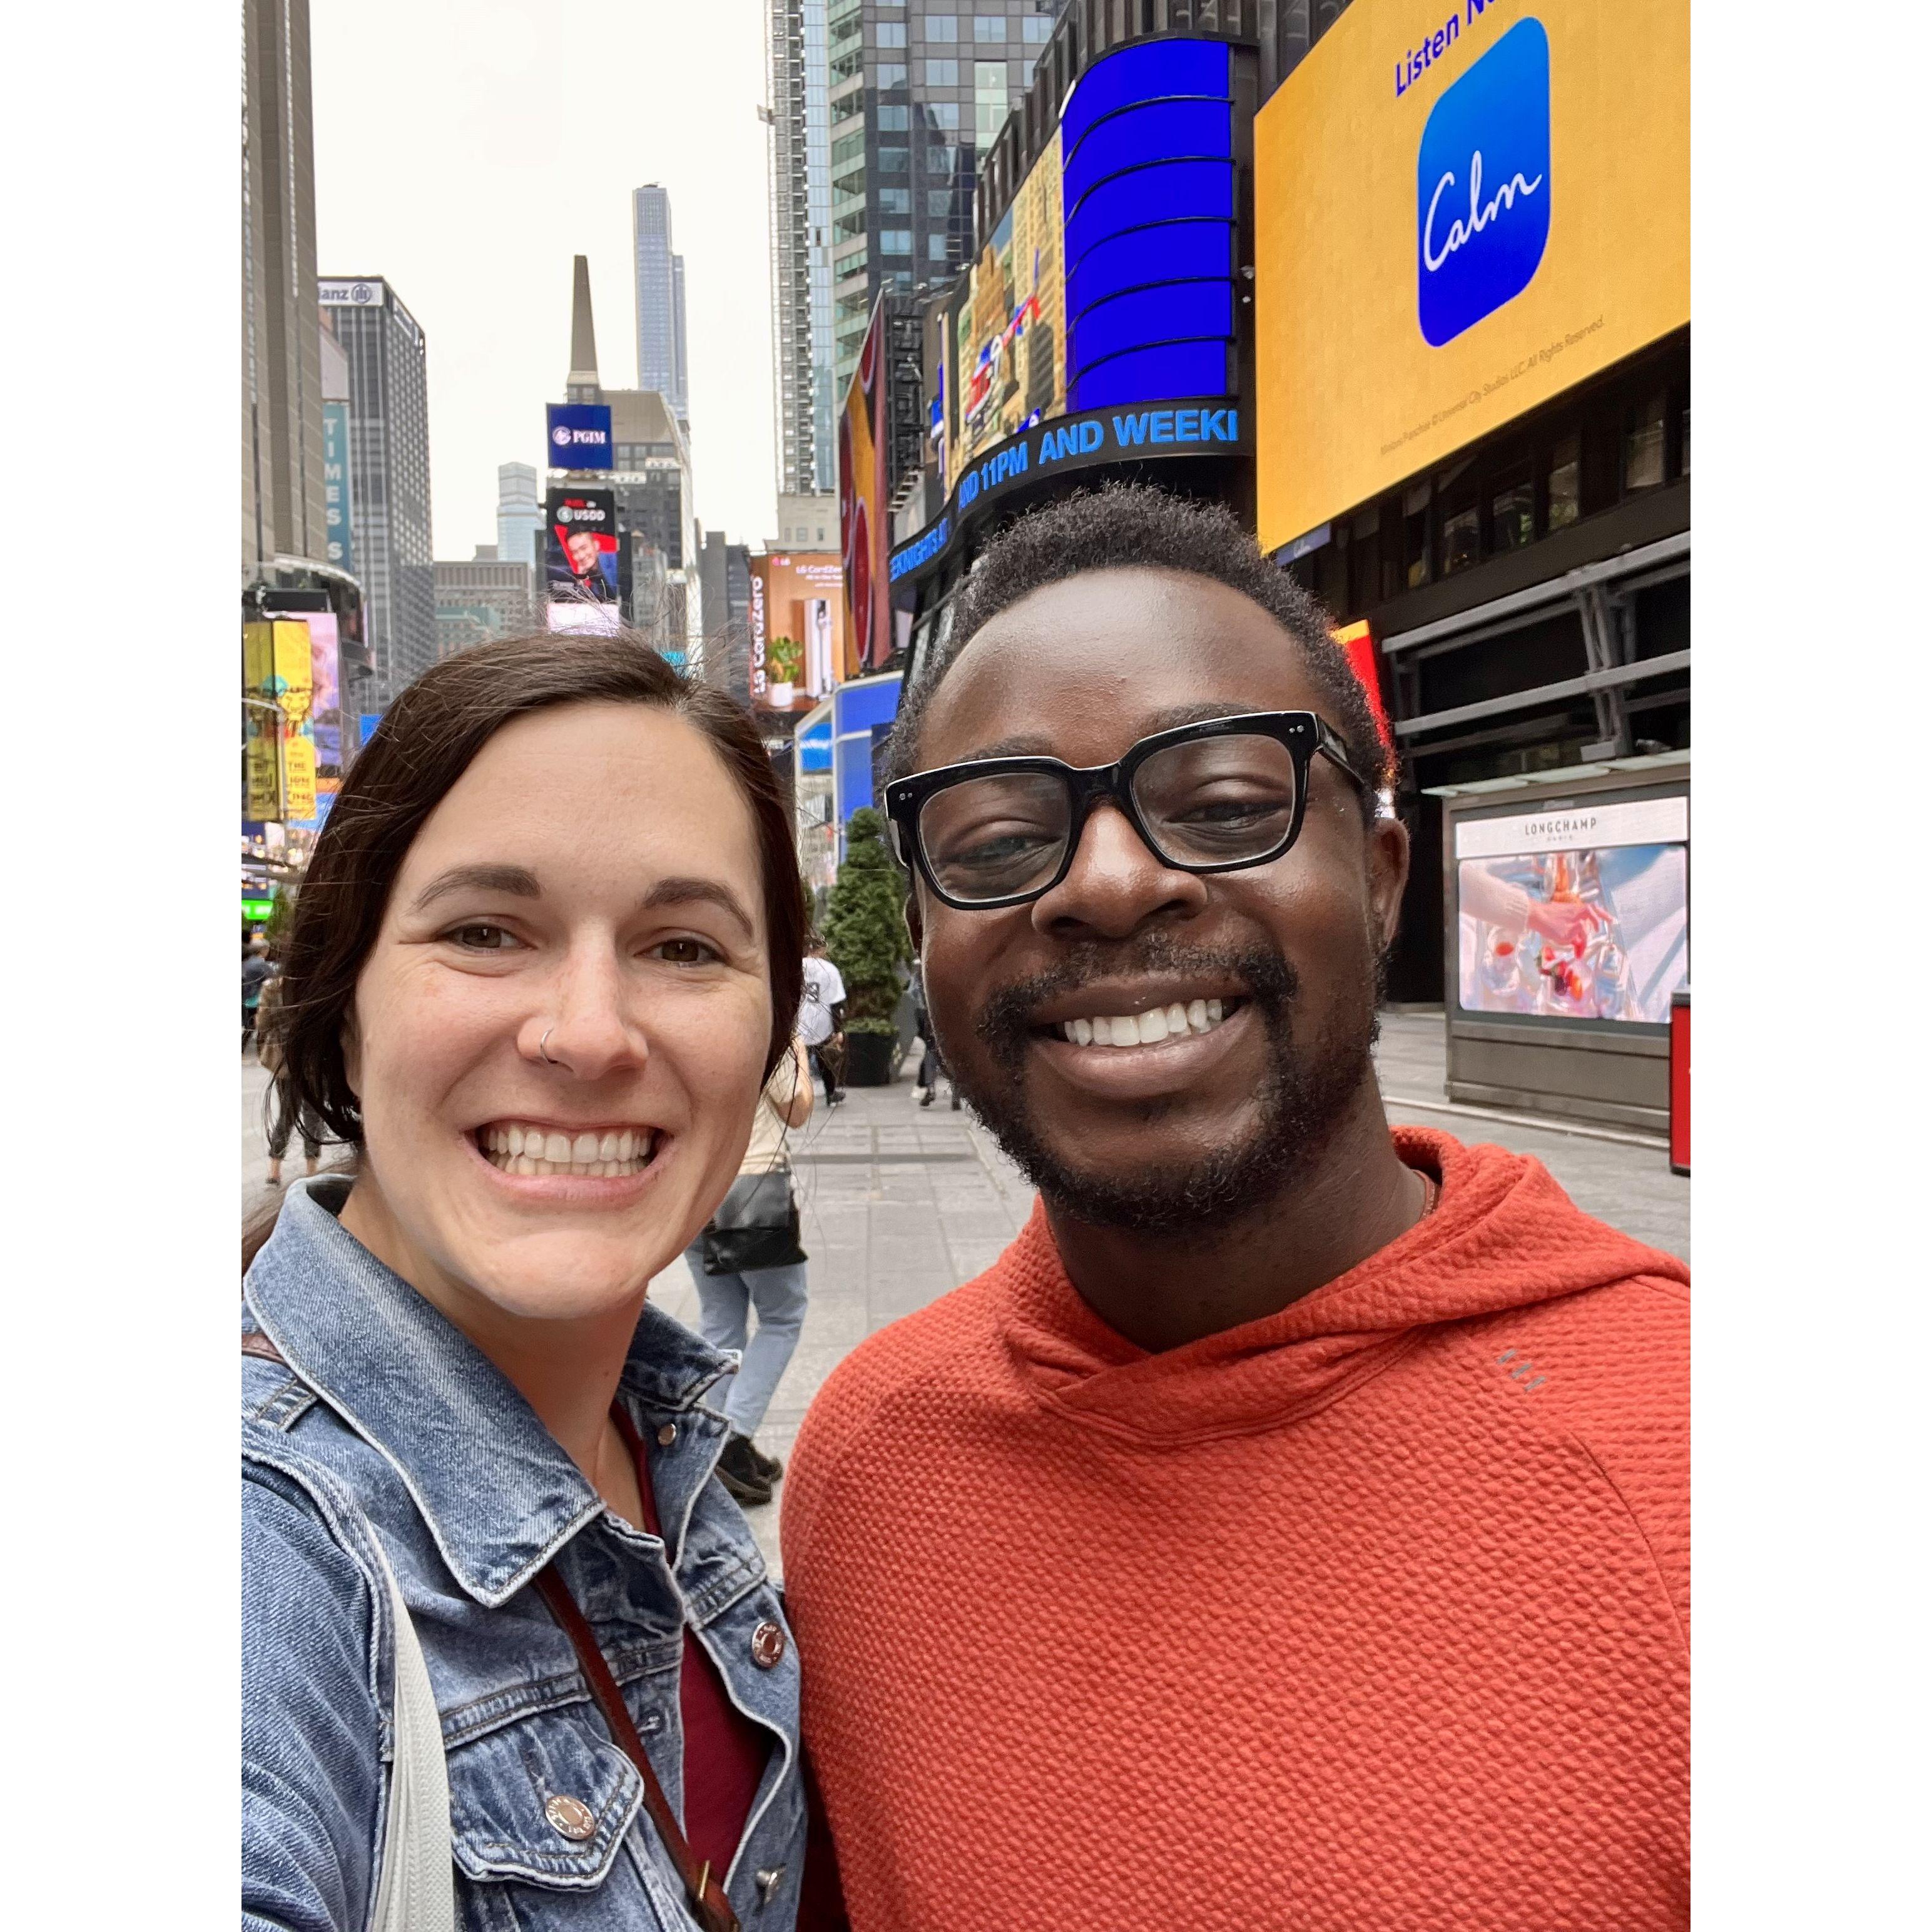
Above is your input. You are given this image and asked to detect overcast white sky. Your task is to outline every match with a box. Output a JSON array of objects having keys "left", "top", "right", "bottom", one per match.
[{"left": 312, "top": 0, "right": 777, "bottom": 562}]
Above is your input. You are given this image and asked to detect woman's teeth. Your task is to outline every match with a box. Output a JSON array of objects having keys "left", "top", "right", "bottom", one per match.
[
  {"left": 480, "top": 1124, "right": 656, "bottom": 1177},
  {"left": 1060, "top": 999, "right": 1226, "bottom": 1047}
]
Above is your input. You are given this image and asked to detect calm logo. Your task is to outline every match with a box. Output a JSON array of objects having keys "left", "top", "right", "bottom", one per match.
[{"left": 1416, "top": 17, "right": 1552, "bottom": 348}]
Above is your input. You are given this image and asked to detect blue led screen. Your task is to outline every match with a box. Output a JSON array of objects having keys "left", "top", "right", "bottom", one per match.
[
  {"left": 1059, "top": 37, "right": 1232, "bottom": 156},
  {"left": 1065, "top": 220, "right": 1233, "bottom": 324},
  {"left": 1066, "top": 343, "right": 1231, "bottom": 412},
  {"left": 1061, "top": 99, "right": 1234, "bottom": 214},
  {"left": 1061, "top": 39, "right": 1236, "bottom": 415}
]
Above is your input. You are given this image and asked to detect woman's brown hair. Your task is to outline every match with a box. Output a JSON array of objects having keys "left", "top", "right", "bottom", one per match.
[{"left": 249, "top": 631, "right": 806, "bottom": 1264}]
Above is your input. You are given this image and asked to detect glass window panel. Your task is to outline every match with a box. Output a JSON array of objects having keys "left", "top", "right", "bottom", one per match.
[
  {"left": 880, "top": 229, "right": 913, "bottom": 253},
  {"left": 927, "top": 187, "right": 954, "bottom": 216},
  {"left": 876, "top": 146, "right": 909, "bottom": 170},
  {"left": 878, "top": 104, "right": 910, "bottom": 130},
  {"left": 1439, "top": 506, "right": 1480, "bottom": 575},
  {"left": 929, "top": 234, "right": 952, "bottom": 260},
  {"left": 924, "top": 143, "right": 960, "bottom": 173},
  {"left": 1489, "top": 464, "right": 1535, "bottom": 553},
  {"left": 1547, "top": 434, "right": 1581, "bottom": 532},
  {"left": 1624, "top": 392, "right": 1667, "bottom": 492},
  {"left": 1679, "top": 402, "right": 1690, "bottom": 475},
  {"left": 974, "top": 14, "right": 1007, "bottom": 39},
  {"left": 925, "top": 100, "right": 960, "bottom": 128},
  {"left": 925, "top": 58, "right": 958, "bottom": 84},
  {"left": 923, "top": 14, "right": 958, "bottom": 41},
  {"left": 877, "top": 21, "right": 907, "bottom": 46},
  {"left": 877, "top": 62, "right": 907, "bottom": 85},
  {"left": 1403, "top": 480, "right": 1431, "bottom": 589}
]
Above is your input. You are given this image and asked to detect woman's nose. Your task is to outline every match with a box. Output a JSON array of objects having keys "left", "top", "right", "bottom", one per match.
[{"left": 522, "top": 951, "right": 648, "bottom": 1080}]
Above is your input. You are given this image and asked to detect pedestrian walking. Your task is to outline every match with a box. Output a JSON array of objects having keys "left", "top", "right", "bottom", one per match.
[
  {"left": 252, "top": 971, "right": 320, "bottom": 1186},
  {"left": 783, "top": 487, "right": 1689, "bottom": 1932},
  {"left": 908, "top": 960, "right": 959, "bottom": 1110},
  {"left": 797, "top": 932, "right": 846, "bottom": 1105},
  {"left": 687, "top": 1035, "right": 815, "bottom": 1507},
  {"left": 242, "top": 933, "right": 272, "bottom": 1049},
  {"left": 243, "top": 633, "right": 811, "bottom": 1932}
]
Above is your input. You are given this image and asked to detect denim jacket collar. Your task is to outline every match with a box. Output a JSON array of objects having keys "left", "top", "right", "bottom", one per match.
[{"left": 243, "top": 1174, "right": 735, "bottom": 1609}]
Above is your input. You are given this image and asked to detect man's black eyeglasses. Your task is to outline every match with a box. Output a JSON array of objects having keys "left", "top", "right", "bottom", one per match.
[{"left": 884, "top": 711, "right": 1372, "bottom": 912}]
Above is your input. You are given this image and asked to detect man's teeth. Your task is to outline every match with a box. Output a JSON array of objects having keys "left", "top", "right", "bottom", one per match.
[
  {"left": 1060, "top": 999, "right": 1225, "bottom": 1047},
  {"left": 479, "top": 1123, "right": 656, "bottom": 1176}
]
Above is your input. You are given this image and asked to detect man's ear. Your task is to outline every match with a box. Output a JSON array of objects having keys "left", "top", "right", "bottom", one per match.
[{"left": 1367, "top": 812, "right": 1410, "bottom": 953}]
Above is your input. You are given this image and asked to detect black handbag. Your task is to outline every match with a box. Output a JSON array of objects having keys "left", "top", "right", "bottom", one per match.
[{"left": 699, "top": 1168, "right": 806, "bottom": 1275}]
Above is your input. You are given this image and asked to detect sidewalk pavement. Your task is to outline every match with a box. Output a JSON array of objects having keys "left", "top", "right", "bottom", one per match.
[{"left": 241, "top": 1011, "right": 1687, "bottom": 1575}]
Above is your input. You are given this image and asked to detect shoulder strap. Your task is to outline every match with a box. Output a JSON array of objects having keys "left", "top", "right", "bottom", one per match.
[
  {"left": 534, "top": 1567, "right": 741, "bottom": 1932},
  {"left": 367, "top": 1531, "right": 456, "bottom": 1932},
  {"left": 241, "top": 1331, "right": 455, "bottom": 1932}
]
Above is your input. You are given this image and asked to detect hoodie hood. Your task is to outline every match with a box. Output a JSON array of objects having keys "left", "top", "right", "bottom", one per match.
[{"left": 997, "top": 1126, "right": 1687, "bottom": 1444}]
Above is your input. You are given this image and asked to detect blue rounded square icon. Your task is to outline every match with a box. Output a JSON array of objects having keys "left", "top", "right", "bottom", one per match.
[{"left": 1417, "top": 18, "right": 1552, "bottom": 348}]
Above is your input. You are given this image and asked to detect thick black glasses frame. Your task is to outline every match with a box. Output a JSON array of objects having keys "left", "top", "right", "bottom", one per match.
[{"left": 884, "top": 711, "right": 1372, "bottom": 912}]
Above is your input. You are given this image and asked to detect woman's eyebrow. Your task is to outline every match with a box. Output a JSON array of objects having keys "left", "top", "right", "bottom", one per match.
[
  {"left": 638, "top": 875, "right": 758, "bottom": 940},
  {"left": 409, "top": 863, "right": 542, "bottom": 911}
]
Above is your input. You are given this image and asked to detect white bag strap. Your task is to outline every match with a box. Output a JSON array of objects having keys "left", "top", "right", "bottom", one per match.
[{"left": 365, "top": 1530, "right": 455, "bottom": 1932}]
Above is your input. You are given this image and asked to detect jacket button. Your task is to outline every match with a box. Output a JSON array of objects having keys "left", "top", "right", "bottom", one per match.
[
  {"left": 750, "top": 1619, "right": 786, "bottom": 1669},
  {"left": 544, "top": 1794, "right": 597, "bottom": 1841},
  {"left": 656, "top": 1423, "right": 676, "bottom": 1446},
  {"left": 756, "top": 1867, "right": 785, "bottom": 1903}
]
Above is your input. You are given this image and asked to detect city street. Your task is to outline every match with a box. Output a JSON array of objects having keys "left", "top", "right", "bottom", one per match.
[{"left": 242, "top": 1011, "right": 1687, "bottom": 1576}]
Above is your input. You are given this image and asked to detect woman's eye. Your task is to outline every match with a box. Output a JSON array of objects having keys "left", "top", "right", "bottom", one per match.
[
  {"left": 444, "top": 923, "right": 519, "bottom": 951},
  {"left": 653, "top": 937, "right": 720, "bottom": 966}
]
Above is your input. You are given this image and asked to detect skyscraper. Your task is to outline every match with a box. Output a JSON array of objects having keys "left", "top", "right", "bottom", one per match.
[
  {"left": 496, "top": 462, "right": 542, "bottom": 580},
  {"left": 767, "top": 0, "right": 836, "bottom": 496},
  {"left": 633, "top": 185, "right": 688, "bottom": 427},
  {"left": 819, "top": 1, "right": 1062, "bottom": 408},
  {"left": 242, "top": 0, "right": 327, "bottom": 578},
  {"left": 321, "top": 277, "right": 436, "bottom": 706}
]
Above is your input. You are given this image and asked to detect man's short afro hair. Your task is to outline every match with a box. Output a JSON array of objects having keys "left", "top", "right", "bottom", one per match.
[{"left": 884, "top": 483, "right": 1391, "bottom": 813}]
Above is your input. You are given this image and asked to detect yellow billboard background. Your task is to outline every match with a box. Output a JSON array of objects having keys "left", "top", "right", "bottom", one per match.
[
  {"left": 1255, "top": 0, "right": 1688, "bottom": 551},
  {"left": 243, "top": 620, "right": 317, "bottom": 822}
]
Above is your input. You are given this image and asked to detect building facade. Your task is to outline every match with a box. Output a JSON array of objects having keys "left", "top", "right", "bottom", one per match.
[
  {"left": 496, "top": 461, "right": 543, "bottom": 580},
  {"left": 435, "top": 550, "right": 537, "bottom": 657},
  {"left": 633, "top": 185, "right": 689, "bottom": 427},
  {"left": 242, "top": 0, "right": 327, "bottom": 582},
  {"left": 322, "top": 277, "right": 436, "bottom": 706},
  {"left": 768, "top": 0, "right": 838, "bottom": 496},
  {"left": 825, "top": 0, "right": 1064, "bottom": 410},
  {"left": 699, "top": 531, "right": 756, "bottom": 701},
  {"left": 777, "top": 491, "right": 838, "bottom": 548}
]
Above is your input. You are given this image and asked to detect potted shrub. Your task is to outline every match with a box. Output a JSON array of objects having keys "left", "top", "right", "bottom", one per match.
[
  {"left": 823, "top": 806, "right": 912, "bottom": 1086},
  {"left": 767, "top": 632, "right": 803, "bottom": 708}
]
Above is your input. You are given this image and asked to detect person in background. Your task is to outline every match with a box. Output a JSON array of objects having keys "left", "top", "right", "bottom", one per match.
[
  {"left": 252, "top": 970, "right": 320, "bottom": 1186},
  {"left": 688, "top": 1035, "right": 815, "bottom": 1507},
  {"left": 908, "top": 960, "right": 959, "bottom": 1111},
  {"left": 798, "top": 932, "right": 846, "bottom": 1106},
  {"left": 242, "top": 934, "right": 273, "bottom": 1049}
]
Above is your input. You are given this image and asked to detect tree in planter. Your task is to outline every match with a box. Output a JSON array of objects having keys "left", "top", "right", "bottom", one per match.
[{"left": 823, "top": 808, "right": 911, "bottom": 1080}]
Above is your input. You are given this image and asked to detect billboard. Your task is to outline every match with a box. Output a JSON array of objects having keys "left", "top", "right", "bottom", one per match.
[
  {"left": 750, "top": 552, "right": 848, "bottom": 712},
  {"left": 242, "top": 621, "right": 317, "bottom": 823},
  {"left": 1455, "top": 796, "right": 1687, "bottom": 1024},
  {"left": 1254, "top": 0, "right": 1690, "bottom": 549},
  {"left": 546, "top": 402, "right": 613, "bottom": 470},
  {"left": 544, "top": 488, "right": 621, "bottom": 603},
  {"left": 322, "top": 401, "right": 353, "bottom": 574},
  {"left": 298, "top": 612, "right": 343, "bottom": 828},
  {"left": 839, "top": 302, "right": 892, "bottom": 673},
  {"left": 546, "top": 602, "right": 624, "bottom": 636},
  {"left": 953, "top": 128, "right": 1065, "bottom": 478}
]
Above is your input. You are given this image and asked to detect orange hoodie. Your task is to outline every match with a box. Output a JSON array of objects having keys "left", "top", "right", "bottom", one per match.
[{"left": 782, "top": 1128, "right": 1688, "bottom": 1932}]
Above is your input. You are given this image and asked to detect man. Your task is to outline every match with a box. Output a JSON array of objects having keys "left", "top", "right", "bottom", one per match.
[
  {"left": 782, "top": 487, "right": 1687, "bottom": 1931},
  {"left": 242, "top": 934, "right": 273, "bottom": 1049},
  {"left": 797, "top": 933, "right": 847, "bottom": 1106}
]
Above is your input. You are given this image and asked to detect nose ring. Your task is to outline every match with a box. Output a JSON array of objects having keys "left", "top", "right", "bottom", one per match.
[{"left": 539, "top": 1027, "right": 559, "bottom": 1066}]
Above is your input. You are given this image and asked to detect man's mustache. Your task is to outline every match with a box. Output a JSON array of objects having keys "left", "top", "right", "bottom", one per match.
[{"left": 973, "top": 935, "right": 1300, "bottom": 1070}]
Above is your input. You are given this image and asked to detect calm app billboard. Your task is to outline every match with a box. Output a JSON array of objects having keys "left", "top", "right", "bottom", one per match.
[
  {"left": 1416, "top": 19, "right": 1551, "bottom": 347},
  {"left": 1254, "top": 0, "right": 1689, "bottom": 552}
]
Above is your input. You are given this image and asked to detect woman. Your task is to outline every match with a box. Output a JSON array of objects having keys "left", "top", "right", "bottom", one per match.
[
  {"left": 242, "top": 632, "right": 811, "bottom": 1931},
  {"left": 688, "top": 1035, "right": 815, "bottom": 1507},
  {"left": 252, "top": 969, "right": 321, "bottom": 1186}
]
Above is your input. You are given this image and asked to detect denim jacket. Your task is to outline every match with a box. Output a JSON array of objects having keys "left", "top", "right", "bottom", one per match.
[{"left": 242, "top": 1176, "right": 806, "bottom": 1932}]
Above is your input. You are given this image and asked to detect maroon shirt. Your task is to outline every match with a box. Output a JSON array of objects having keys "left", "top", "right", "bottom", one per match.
[{"left": 612, "top": 1406, "right": 770, "bottom": 1878}]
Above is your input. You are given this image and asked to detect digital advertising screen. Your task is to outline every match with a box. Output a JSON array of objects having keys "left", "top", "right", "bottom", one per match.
[
  {"left": 242, "top": 620, "right": 317, "bottom": 823},
  {"left": 546, "top": 402, "right": 613, "bottom": 470},
  {"left": 1455, "top": 796, "right": 1687, "bottom": 1024},
  {"left": 1254, "top": 0, "right": 1689, "bottom": 550},
  {"left": 544, "top": 488, "right": 621, "bottom": 604},
  {"left": 751, "top": 552, "right": 848, "bottom": 711},
  {"left": 545, "top": 602, "right": 623, "bottom": 636},
  {"left": 839, "top": 302, "right": 892, "bottom": 673}
]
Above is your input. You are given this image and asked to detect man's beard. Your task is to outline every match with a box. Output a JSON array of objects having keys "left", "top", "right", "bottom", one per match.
[{"left": 950, "top": 933, "right": 1383, "bottom": 1238}]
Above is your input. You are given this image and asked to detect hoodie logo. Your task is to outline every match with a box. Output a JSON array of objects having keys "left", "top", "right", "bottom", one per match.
[{"left": 1495, "top": 1348, "right": 1547, "bottom": 1394}]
